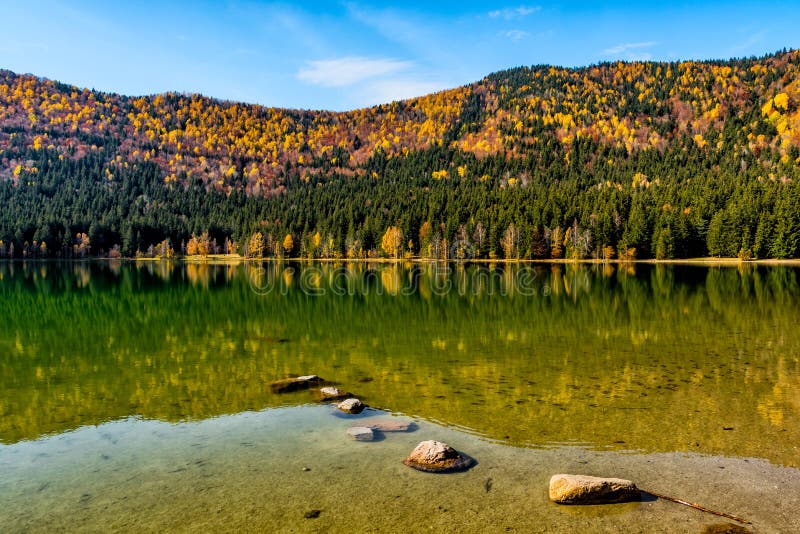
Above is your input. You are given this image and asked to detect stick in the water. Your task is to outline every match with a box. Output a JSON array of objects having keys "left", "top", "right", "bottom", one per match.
[{"left": 642, "top": 489, "right": 751, "bottom": 525}]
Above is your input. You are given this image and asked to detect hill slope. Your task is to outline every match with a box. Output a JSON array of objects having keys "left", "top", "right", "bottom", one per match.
[{"left": 1, "top": 50, "right": 799, "bottom": 259}]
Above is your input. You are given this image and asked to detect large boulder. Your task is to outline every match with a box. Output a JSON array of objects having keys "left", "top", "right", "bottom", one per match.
[
  {"left": 336, "top": 398, "right": 366, "bottom": 414},
  {"left": 270, "top": 375, "right": 321, "bottom": 393},
  {"left": 346, "top": 426, "right": 375, "bottom": 441},
  {"left": 548, "top": 474, "right": 640, "bottom": 504},
  {"left": 402, "top": 440, "right": 475, "bottom": 473}
]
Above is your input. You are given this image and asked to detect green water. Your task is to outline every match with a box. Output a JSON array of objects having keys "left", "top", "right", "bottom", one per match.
[{"left": 1, "top": 261, "right": 799, "bottom": 532}]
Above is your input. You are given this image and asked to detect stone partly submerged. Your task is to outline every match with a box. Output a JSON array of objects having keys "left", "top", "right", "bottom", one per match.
[
  {"left": 269, "top": 375, "right": 322, "bottom": 394},
  {"left": 402, "top": 440, "right": 475, "bottom": 473},
  {"left": 336, "top": 398, "right": 366, "bottom": 414},
  {"left": 346, "top": 426, "right": 375, "bottom": 441},
  {"left": 318, "top": 386, "right": 350, "bottom": 401},
  {"left": 548, "top": 474, "right": 641, "bottom": 505},
  {"left": 365, "top": 419, "right": 416, "bottom": 432}
]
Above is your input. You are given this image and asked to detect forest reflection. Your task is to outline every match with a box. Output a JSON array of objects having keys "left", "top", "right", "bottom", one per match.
[{"left": 0, "top": 261, "right": 798, "bottom": 466}]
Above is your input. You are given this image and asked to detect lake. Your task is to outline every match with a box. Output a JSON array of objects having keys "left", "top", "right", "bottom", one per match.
[{"left": 1, "top": 261, "right": 799, "bottom": 532}]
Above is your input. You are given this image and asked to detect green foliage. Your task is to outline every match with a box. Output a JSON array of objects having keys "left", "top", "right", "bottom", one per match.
[{"left": 1, "top": 51, "right": 800, "bottom": 258}]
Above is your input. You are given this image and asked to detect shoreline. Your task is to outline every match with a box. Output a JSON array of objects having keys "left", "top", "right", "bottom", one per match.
[{"left": 3, "top": 256, "right": 800, "bottom": 266}]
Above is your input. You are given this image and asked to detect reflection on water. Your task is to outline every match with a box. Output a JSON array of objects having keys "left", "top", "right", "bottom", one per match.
[{"left": 0, "top": 261, "right": 799, "bottom": 468}]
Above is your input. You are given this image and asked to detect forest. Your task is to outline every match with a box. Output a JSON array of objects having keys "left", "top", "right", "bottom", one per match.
[{"left": 1, "top": 50, "right": 799, "bottom": 259}]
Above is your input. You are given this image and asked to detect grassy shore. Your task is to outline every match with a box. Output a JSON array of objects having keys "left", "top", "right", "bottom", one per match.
[
  {"left": 135, "top": 255, "right": 800, "bottom": 266},
  {"left": 3, "top": 255, "right": 800, "bottom": 265}
]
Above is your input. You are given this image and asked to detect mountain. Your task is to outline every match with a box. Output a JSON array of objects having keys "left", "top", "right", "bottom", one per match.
[{"left": 1, "top": 50, "right": 799, "bottom": 259}]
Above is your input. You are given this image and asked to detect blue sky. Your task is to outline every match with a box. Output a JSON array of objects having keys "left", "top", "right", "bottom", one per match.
[{"left": 2, "top": 1, "right": 799, "bottom": 110}]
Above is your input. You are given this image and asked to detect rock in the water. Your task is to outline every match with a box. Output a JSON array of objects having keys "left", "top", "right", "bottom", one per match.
[
  {"left": 402, "top": 440, "right": 475, "bottom": 473},
  {"left": 337, "top": 398, "right": 365, "bottom": 414},
  {"left": 270, "top": 375, "right": 322, "bottom": 393},
  {"left": 318, "top": 386, "right": 349, "bottom": 401},
  {"left": 548, "top": 474, "right": 640, "bottom": 504},
  {"left": 346, "top": 426, "right": 375, "bottom": 441},
  {"left": 702, "top": 524, "right": 751, "bottom": 534},
  {"left": 366, "top": 419, "right": 415, "bottom": 432}
]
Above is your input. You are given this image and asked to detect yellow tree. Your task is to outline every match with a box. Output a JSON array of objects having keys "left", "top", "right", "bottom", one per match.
[
  {"left": 196, "top": 232, "right": 211, "bottom": 256},
  {"left": 309, "top": 231, "right": 322, "bottom": 258},
  {"left": 550, "top": 226, "right": 564, "bottom": 259},
  {"left": 186, "top": 235, "right": 199, "bottom": 255},
  {"left": 282, "top": 233, "right": 294, "bottom": 257},
  {"left": 381, "top": 226, "right": 403, "bottom": 259},
  {"left": 248, "top": 231, "right": 264, "bottom": 258}
]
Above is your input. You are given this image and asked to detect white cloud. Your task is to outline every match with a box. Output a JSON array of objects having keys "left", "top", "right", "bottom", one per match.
[
  {"left": 603, "top": 41, "right": 657, "bottom": 55},
  {"left": 488, "top": 6, "right": 540, "bottom": 20},
  {"left": 296, "top": 54, "right": 450, "bottom": 108},
  {"left": 297, "top": 56, "right": 413, "bottom": 88},
  {"left": 500, "top": 29, "right": 531, "bottom": 42}
]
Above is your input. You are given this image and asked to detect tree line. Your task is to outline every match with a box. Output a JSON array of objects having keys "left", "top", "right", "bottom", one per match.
[{"left": 1, "top": 133, "right": 798, "bottom": 260}]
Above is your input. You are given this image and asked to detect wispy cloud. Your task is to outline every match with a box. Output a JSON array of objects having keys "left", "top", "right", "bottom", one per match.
[
  {"left": 297, "top": 56, "right": 413, "bottom": 88},
  {"left": 296, "top": 55, "right": 448, "bottom": 107},
  {"left": 488, "top": 6, "right": 540, "bottom": 20},
  {"left": 731, "top": 29, "right": 767, "bottom": 53},
  {"left": 603, "top": 41, "right": 657, "bottom": 55},
  {"left": 500, "top": 29, "right": 531, "bottom": 42}
]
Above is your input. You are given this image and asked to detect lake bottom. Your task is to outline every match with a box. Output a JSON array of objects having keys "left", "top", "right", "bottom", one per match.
[{"left": 1, "top": 404, "right": 798, "bottom": 533}]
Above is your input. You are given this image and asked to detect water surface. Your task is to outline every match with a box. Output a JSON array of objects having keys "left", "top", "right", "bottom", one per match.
[{"left": 1, "top": 261, "right": 799, "bottom": 532}]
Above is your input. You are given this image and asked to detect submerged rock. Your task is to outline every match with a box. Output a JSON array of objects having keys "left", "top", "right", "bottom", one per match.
[
  {"left": 337, "top": 398, "right": 365, "bottom": 414},
  {"left": 402, "top": 440, "right": 475, "bottom": 473},
  {"left": 269, "top": 375, "right": 322, "bottom": 393},
  {"left": 318, "top": 386, "right": 349, "bottom": 401},
  {"left": 548, "top": 474, "right": 640, "bottom": 504},
  {"left": 365, "top": 419, "right": 415, "bottom": 432},
  {"left": 702, "top": 523, "right": 751, "bottom": 534},
  {"left": 346, "top": 426, "right": 375, "bottom": 441}
]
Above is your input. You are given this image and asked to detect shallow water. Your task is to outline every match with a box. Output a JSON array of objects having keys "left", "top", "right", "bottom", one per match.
[{"left": 1, "top": 261, "right": 799, "bottom": 532}]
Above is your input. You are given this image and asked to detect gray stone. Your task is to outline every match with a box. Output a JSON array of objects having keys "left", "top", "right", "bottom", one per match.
[
  {"left": 346, "top": 426, "right": 375, "bottom": 441},
  {"left": 402, "top": 440, "right": 475, "bottom": 473},
  {"left": 336, "top": 398, "right": 365, "bottom": 414},
  {"left": 366, "top": 419, "right": 414, "bottom": 432},
  {"left": 318, "top": 387, "right": 349, "bottom": 401},
  {"left": 548, "top": 474, "right": 640, "bottom": 504}
]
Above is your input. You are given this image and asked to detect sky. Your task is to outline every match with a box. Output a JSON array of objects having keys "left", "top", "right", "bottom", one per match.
[{"left": 1, "top": 1, "right": 799, "bottom": 111}]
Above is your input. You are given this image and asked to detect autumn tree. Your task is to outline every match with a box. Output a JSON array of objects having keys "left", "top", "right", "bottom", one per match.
[
  {"left": 155, "top": 239, "right": 174, "bottom": 258},
  {"left": 419, "top": 221, "right": 433, "bottom": 258},
  {"left": 501, "top": 224, "right": 520, "bottom": 260},
  {"left": 248, "top": 232, "right": 264, "bottom": 258},
  {"left": 73, "top": 233, "right": 91, "bottom": 258},
  {"left": 186, "top": 235, "right": 199, "bottom": 256},
  {"left": 282, "top": 233, "right": 294, "bottom": 257},
  {"left": 381, "top": 226, "right": 403, "bottom": 259}
]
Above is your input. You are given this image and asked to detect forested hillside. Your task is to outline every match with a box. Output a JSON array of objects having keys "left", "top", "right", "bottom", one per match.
[{"left": 1, "top": 50, "right": 799, "bottom": 259}]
